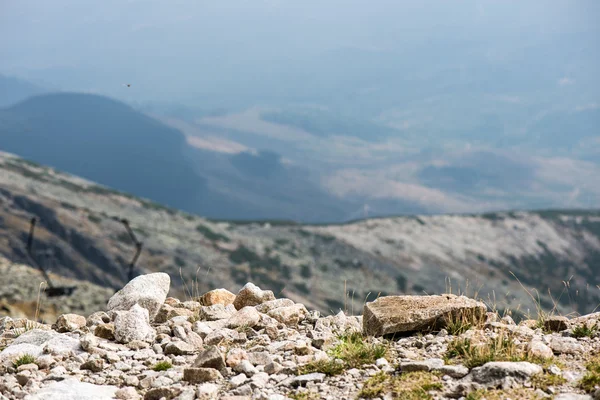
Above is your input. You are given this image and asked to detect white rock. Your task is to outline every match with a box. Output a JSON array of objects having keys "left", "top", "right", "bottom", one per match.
[
  {"left": 113, "top": 304, "right": 156, "bottom": 344},
  {"left": 107, "top": 272, "right": 170, "bottom": 321},
  {"left": 27, "top": 378, "right": 118, "bottom": 400}
]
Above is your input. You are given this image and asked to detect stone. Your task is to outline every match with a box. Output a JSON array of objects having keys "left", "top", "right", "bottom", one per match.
[
  {"left": 470, "top": 361, "right": 543, "bottom": 388},
  {"left": 107, "top": 272, "right": 170, "bottom": 321},
  {"left": 115, "top": 387, "right": 141, "bottom": 400},
  {"left": 113, "top": 304, "right": 156, "bottom": 344},
  {"left": 86, "top": 311, "right": 111, "bottom": 327},
  {"left": 554, "top": 395, "right": 593, "bottom": 400},
  {"left": 199, "top": 289, "right": 236, "bottom": 306},
  {"left": 314, "top": 311, "right": 361, "bottom": 334},
  {"left": 80, "top": 333, "right": 98, "bottom": 351},
  {"left": 544, "top": 316, "right": 570, "bottom": 332},
  {"left": 154, "top": 304, "right": 195, "bottom": 324},
  {"left": 164, "top": 341, "right": 196, "bottom": 355},
  {"left": 400, "top": 358, "right": 444, "bottom": 372},
  {"left": 362, "top": 294, "right": 487, "bottom": 336},
  {"left": 549, "top": 337, "right": 584, "bottom": 355},
  {"left": 255, "top": 299, "right": 295, "bottom": 314},
  {"left": 437, "top": 364, "right": 470, "bottom": 379},
  {"left": 95, "top": 323, "right": 116, "bottom": 340},
  {"left": 226, "top": 348, "right": 249, "bottom": 368},
  {"left": 234, "top": 359, "right": 258, "bottom": 376},
  {"left": 183, "top": 367, "right": 223, "bottom": 383},
  {"left": 226, "top": 306, "right": 261, "bottom": 329},
  {"left": 291, "top": 373, "right": 326, "bottom": 387},
  {"left": 80, "top": 358, "right": 104, "bottom": 372},
  {"left": 268, "top": 304, "right": 309, "bottom": 326},
  {"left": 197, "top": 383, "right": 220, "bottom": 399},
  {"left": 43, "top": 334, "right": 83, "bottom": 356},
  {"left": 144, "top": 387, "right": 179, "bottom": 400},
  {"left": 55, "top": 314, "right": 87, "bottom": 333},
  {"left": 199, "top": 304, "right": 236, "bottom": 321},
  {"left": 11, "top": 329, "right": 58, "bottom": 346},
  {"left": 27, "top": 378, "right": 118, "bottom": 400},
  {"left": 233, "top": 283, "right": 276, "bottom": 310},
  {"left": 527, "top": 340, "right": 554, "bottom": 359},
  {"left": 193, "top": 345, "right": 226, "bottom": 372}
]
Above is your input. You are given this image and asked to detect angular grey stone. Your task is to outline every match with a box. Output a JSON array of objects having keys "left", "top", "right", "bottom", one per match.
[
  {"left": 437, "top": 364, "right": 470, "bottom": 378},
  {"left": 164, "top": 341, "right": 196, "bottom": 355},
  {"left": 400, "top": 358, "right": 444, "bottom": 372},
  {"left": 43, "top": 335, "right": 83, "bottom": 356},
  {"left": 193, "top": 345, "right": 226, "bottom": 372},
  {"left": 113, "top": 304, "right": 156, "bottom": 344},
  {"left": 549, "top": 337, "right": 584, "bottom": 355},
  {"left": 12, "top": 329, "right": 58, "bottom": 346},
  {"left": 107, "top": 272, "right": 170, "bottom": 321},
  {"left": 363, "top": 294, "right": 487, "bottom": 336},
  {"left": 470, "top": 361, "right": 543, "bottom": 387}
]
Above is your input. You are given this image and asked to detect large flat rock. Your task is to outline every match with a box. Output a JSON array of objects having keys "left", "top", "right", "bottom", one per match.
[{"left": 362, "top": 294, "right": 487, "bottom": 336}]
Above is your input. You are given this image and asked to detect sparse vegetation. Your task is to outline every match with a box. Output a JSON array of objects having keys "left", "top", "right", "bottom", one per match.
[
  {"left": 445, "top": 332, "right": 526, "bottom": 369},
  {"left": 465, "top": 389, "right": 544, "bottom": 400},
  {"left": 152, "top": 361, "right": 173, "bottom": 371},
  {"left": 580, "top": 356, "right": 600, "bottom": 393},
  {"left": 572, "top": 323, "right": 598, "bottom": 338},
  {"left": 530, "top": 372, "right": 566, "bottom": 391},
  {"left": 13, "top": 354, "right": 36, "bottom": 369},
  {"left": 299, "top": 332, "right": 387, "bottom": 376},
  {"left": 358, "top": 371, "right": 442, "bottom": 399},
  {"left": 288, "top": 390, "right": 320, "bottom": 400}
]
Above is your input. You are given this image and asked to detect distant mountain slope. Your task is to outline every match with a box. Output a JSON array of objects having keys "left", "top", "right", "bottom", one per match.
[
  {"left": 0, "top": 74, "right": 46, "bottom": 108},
  {"left": 1, "top": 151, "right": 599, "bottom": 318},
  {"left": 0, "top": 93, "right": 354, "bottom": 222},
  {"left": 0, "top": 93, "right": 207, "bottom": 213}
]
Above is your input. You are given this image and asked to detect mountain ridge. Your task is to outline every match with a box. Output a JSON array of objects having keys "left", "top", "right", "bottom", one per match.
[{"left": 0, "top": 151, "right": 599, "bottom": 318}]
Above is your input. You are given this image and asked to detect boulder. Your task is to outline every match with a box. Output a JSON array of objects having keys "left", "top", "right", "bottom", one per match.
[
  {"left": 107, "top": 272, "right": 170, "bottom": 321},
  {"left": 183, "top": 367, "right": 223, "bottom": 383},
  {"left": 362, "top": 294, "right": 487, "bottom": 336}
]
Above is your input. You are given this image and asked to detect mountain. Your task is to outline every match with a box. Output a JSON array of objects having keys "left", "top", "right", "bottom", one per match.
[
  {"left": 0, "top": 74, "right": 46, "bottom": 108},
  {"left": 1, "top": 150, "right": 599, "bottom": 318},
  {"left": 0, "top": 93, "right": 351, "bottom": 222}
]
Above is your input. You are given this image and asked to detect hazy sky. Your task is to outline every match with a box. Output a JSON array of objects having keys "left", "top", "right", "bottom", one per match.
[{"left": 1, "top": 0, "right": 598, "bottom": 104}]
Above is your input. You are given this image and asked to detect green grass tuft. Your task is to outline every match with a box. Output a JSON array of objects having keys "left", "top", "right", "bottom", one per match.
[
  {"left": 13, "top": 354, "right": 36, "bottom": 369},
  {"left": 152, "top": 361, "right": 173, "bottom": 371},
  {"left": 299, "top": 331, "right": 387, "bottom": 376}
]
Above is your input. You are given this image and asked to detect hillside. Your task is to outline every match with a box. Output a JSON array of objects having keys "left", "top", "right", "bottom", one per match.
[{"left": 1, "top": 151, "right": 599, "bottom": 319}]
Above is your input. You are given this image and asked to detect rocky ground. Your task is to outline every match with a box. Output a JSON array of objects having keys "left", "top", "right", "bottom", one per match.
[{"left": 0, "top": 274, "right": 599, "bottom": 400}]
